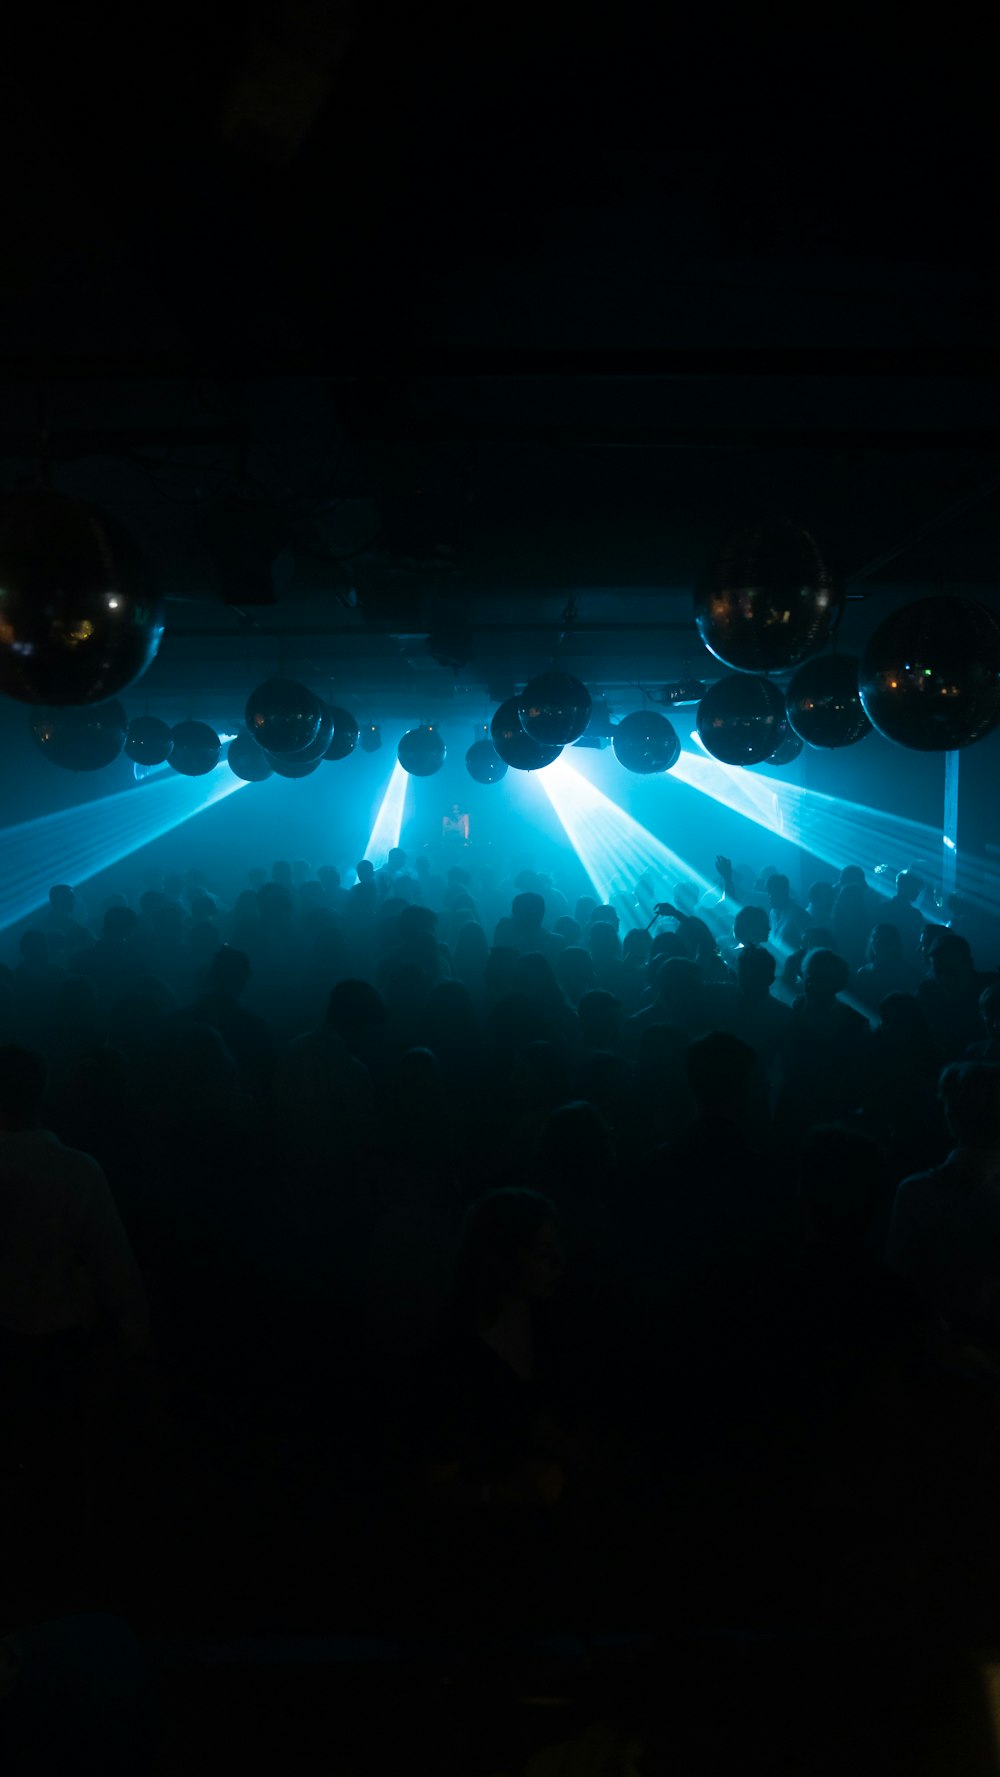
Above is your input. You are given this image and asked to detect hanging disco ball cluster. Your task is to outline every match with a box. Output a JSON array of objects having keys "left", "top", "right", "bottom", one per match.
[
  {"left": 691, "top": 521, "right": 1000, "bottom": 765},
  {"left": 236, "top": 678, "right": 360, "bottom": 780}
]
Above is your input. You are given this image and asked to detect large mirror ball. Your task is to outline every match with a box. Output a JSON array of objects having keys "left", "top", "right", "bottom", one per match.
[
  {"left": 859, "top": 596, "right": 1000, "bottom": 750},
  {"left": 695, "top": 521, "right": 843, "bottom": 674},
  {"left": 491, "top": 698, "right": 563, "bottom": 771},
  {"left": 696, "top": 674, "right": 790, "bottom": 765},
  {"left": 785, "top": 653, "right": 872, "bottom": 749},
  {"left": 0, "top": 490, "right": 165, "bottom": 705},
  {"left": 245, "top": 678, "right": 322, "bottom": 756},
  {"left": 612, "top": 710, "right": 681, "bottom": 774}
]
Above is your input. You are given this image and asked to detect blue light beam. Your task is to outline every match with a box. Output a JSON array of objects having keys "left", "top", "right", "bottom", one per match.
[
  {"left": 363, "top": 761, "right": 409, "bottom": 872},
  {"left": 537, "top": 754, "right": 719, "bottom": 929},
  {"left": 0, "top": 766, "right": 250, "bottom": 933},
  {"left": 673, "top": 745, "right": 1000, "bottom": 916}
]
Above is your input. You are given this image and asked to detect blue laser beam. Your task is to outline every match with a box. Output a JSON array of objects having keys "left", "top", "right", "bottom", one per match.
[
  {"left": 672, "top": 745, "right": 1000, "bottom": 916},
  {"left": 537, "top": 753, "right": 718, "bottom": 929},
  {"left": 363, "top": 761, "right": 409, "bottom": 873},
  {"left": 0, "top": 766, "right": 250, "bottom": 933}
]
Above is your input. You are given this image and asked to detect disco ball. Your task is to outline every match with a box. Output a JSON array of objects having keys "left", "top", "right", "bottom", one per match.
[
  {"left": 466, "top": 739, "right": 509, "bottom": 783},
  {"left": 397, "top": 725, "right": 447, "bottom": 776},
  {"left": 267, "top": 752, "right": 322, "bottom": 778},
  {"left": 324, "top": 706, "right": 360, "bottom": 760},
  {"left": 124, "top": 715, "right": 173, "bottom": 765},
  {"left": 287, "top": 700, "right": 336, "bottom": 763},
  {"left": 491, "top": 698, "right": 562, "bottom": 771},
  {"left": 168, "top": 721, "right": 222, "bottom": 776},
  {"left": 518, "top": 671, "right": 592, "bottom": 746},
  {"left": 612, "top": 710, "right": 681, "bottom": 774},
  {"left": 859, "top": 596, "right": 1000, "bottom": 751},
  {"left": 227, "top": 731, "right": 274, "bottom": 782},
  {"left": 0, "top": 490, "right": 165, "bottom": 705},
  {"left": 29, "top": 700, "right": 128, "bottom": 770},
  {"left": 696, "top": 675, "right": 789, "bottom": 765},
  {"left": 785, "top": 653, "right": 872, "bottom": 749},
  {"left": 761, "top": 728, "right": 804, "bottom": 766},
  {"left": 695, "top": 521, "right": 842, "bottom": 674},
  {"left": 245, "top": 677, "right": 322, "bottom": 756}
]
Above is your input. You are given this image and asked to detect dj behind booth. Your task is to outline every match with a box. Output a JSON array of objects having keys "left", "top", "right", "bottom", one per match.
[{"left": 441, "top": 803, "right": 470, "bottom": 845}]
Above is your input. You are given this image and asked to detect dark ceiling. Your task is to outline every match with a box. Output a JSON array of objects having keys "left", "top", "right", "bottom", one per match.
[{"left": 3, "top": 4, "right": 1000, "bottom": 722}]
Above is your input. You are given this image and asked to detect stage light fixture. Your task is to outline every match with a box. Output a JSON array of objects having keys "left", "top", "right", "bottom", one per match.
[
  {"left": 359, "top": 723, "right": 382, "bottom": 753},
  {"left": 363, "top": 761, "right": 409, "bottom": 871}
]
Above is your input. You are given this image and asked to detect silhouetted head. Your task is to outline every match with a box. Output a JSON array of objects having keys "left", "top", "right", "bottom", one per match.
[
  {"left": 590, "top": 904, "right": 620, "bottom": 933},
  {"left": 208, "top": 945, "right": 252, "bottom": 1000},
  {"left": 326, "top": 978, "right": 387, "bottom": 1043},
  {"left": 0, "top": 1044, "right": 47, "bottom": 1130},
  {"left": 734, "top": 904, "right": 771, "bottom": 948},
  {"left": 553, "top": 916, "right": 582, "bottom": 946},
  {"left": 622, "top": 927, "right": 652, "bottom": 966},
  {"left": 929, "top": 930, "right": 975, "bottom": 988},
  {"left": 738, "top": 945, "right": 777, "bottom": 997},
  {"left": 802, "top": 948, "right": 851, "bottom": 1003},
  {"left": 939, "top": 1062, "right": 1000, "bottom": 1151},
  {"left": 451, "top": 919, "right": 488, "bottom": 968},
  {"left": 387, "top": 847, "right": 406, "bottom": 872},
  {"left": 103, "top": 905, "right": 138, "bottom": 941},
  {"left": 257, "top": 882, "right": 293, "bottom": 924},
  {"left": 807, "top": 882, "right": 836, "bottom": 922},
  {"left": 356, "top": 860, "right": 375, "bottom": 885},
  {"left": 685, "top": 1030, "right": 756, "bottom": 1113},
  {"left": 767, "top": 873, "right": 791, "bottom": 909},
  {"left": 319, "top": 865, "right": 341, "bottom": 892},
  {"left": 877, "top": 992, "right": 930, "bottom": 1043},
  {"left": 512, "top": 891, "right": 545, "bottom": 929},
  {"left": 48, "top": 884, "right": 75, "bottom": 916},
  {"left": 918, "top": 922, "right": 948, "bottom": 962},
  {"left": 896, "top": 870, "right": 922, "bottom": 905},
  {"left": 455, "top": 1188, "right": 564, "bottom": 1323},
  {"left": 867, "top": 923, "right": 905, "bottom": 968},
  {"left": 838, "top": 865, "right": 866, "bottom": 890},
  {"left": 399, "top": 903, "right": 437, "bottom": 941}
]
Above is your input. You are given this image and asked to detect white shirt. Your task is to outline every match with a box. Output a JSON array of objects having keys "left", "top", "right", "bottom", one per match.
[{"left": 0, "top": 1128, "right": 148, "bottom": 1346}]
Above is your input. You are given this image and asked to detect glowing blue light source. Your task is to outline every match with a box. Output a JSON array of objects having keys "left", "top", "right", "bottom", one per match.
[
  {"left": 0, "top": 765, "right": 250, "bottom": 934},
  {"left": 537, "top": 753, "right": 717, "bottom": 929},
  {"left": 363, "top": 760, "right": 408, "bottom": 872},
  {"left": 943, "top": 835, "right": 957, "bottom": 850}
]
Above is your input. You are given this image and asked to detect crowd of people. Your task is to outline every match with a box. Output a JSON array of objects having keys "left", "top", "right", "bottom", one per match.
[{"left": 3, "top": 841, "right": 1000, "bottom": 1644}]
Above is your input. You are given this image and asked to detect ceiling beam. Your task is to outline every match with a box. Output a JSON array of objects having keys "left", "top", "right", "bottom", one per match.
[{"left": 2, "top": 349, "right": 1000, "bottom": 382}]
